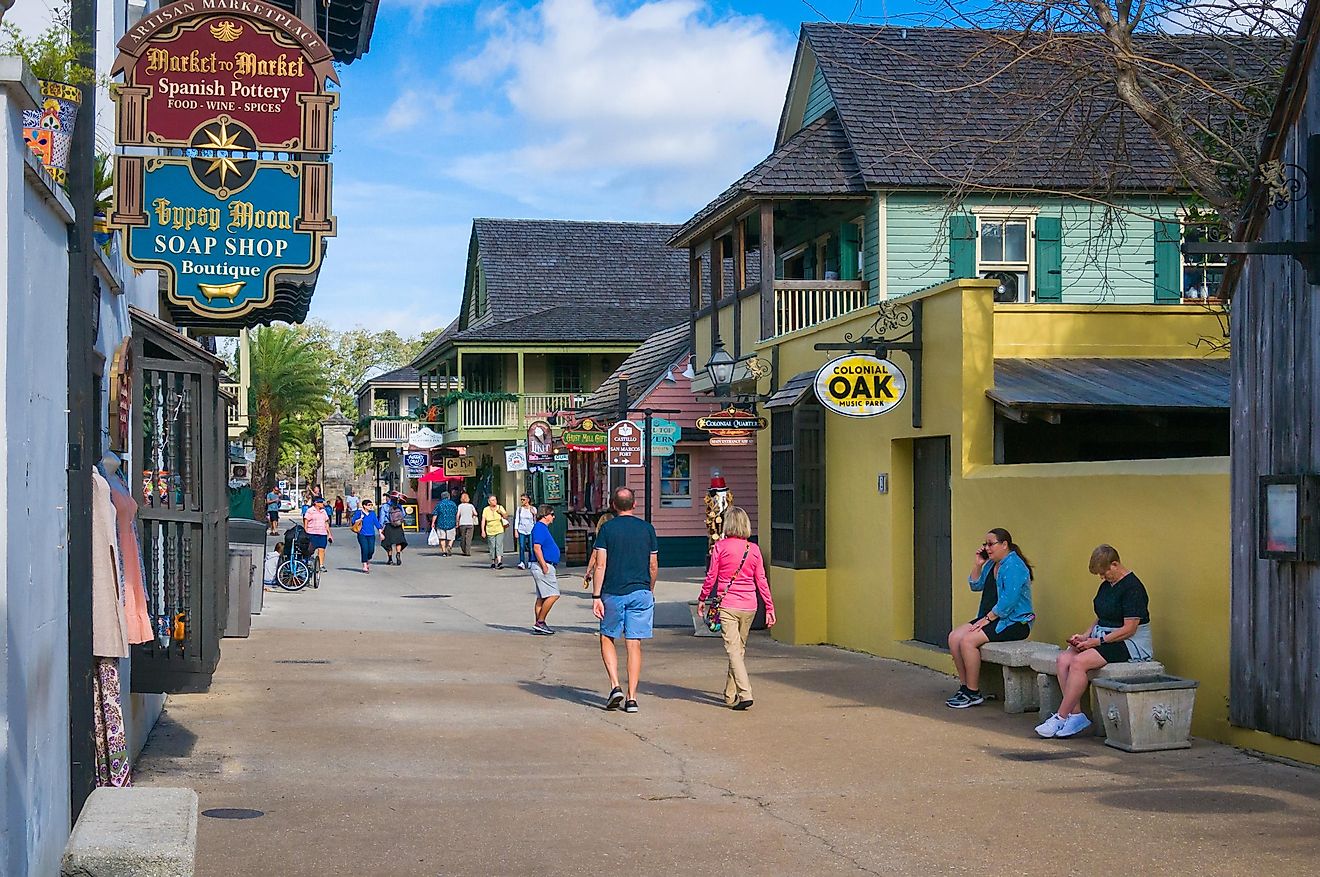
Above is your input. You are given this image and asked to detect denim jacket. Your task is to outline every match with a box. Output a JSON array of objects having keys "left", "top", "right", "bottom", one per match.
[{"left": 968, "top": 551, "right": 1035, "bottom": 633}]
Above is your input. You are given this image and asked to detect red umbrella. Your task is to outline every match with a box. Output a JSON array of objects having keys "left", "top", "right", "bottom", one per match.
[{"left": 418, "top": 468, "right": 447, "bottom": 483}]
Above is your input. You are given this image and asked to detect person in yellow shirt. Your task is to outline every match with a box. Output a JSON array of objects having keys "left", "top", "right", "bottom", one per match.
[{"left": 481, "top": 495, "right": 509, "bottom": 570}]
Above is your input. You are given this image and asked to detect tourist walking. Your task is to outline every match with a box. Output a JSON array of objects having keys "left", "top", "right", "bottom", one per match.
[
  {"left": 380, "top": 492, "right": 409, "bottom": 566},
  {"left": 589, "top": 487, "right": 658, "bottom": 713},
  {"left": 265, "top": 486, "right": 282, "bottom": 535},
  {"left": 351, "top": 499, "right": 382, "bottom": 574},
  {"left": 303, "top": 496, "right": 333, "bottom": 574},
  {"left": 515, "top": 494, "right": 536, "bottom": 569},
  {"left": 946, "top": 527, "right": 1035, "bottom": 709},
  {"left": 333, "top": 495, "right": 345, "bottom": 527},
  {"left": 346, "top": 490, "right": 360, "bottom": 519},
  {"left": 697, "top": 507, "right": 775, "bottom": 710},
  {"left": 431, "top": 490, "right": 458, "bottom": 557},
  {"left": 456, "top": 492, "right": 478, "bottom": 556},
  {"left": 1035, "top": 544, "right": 1154, "bottom": 739},
  {"left": 529, "top": 505, "right": 561, "bottom": 634},
  {"left": 481, "top": 495, "right": 509, "bottom": 569}
]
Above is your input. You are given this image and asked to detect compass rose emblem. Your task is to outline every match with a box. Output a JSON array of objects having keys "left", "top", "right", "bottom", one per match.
[{"left": 188, "top": 116, "right": 257, "bottom": 197}]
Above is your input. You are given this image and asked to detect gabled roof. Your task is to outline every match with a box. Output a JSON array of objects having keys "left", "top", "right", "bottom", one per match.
[
  {"left": 453, "top": 306, "right": 688, "bottom": 344},
  {"left": 579, "top": 323, "right": 690, "bottom": 417},
  {"left": 670, "top": 112, "right": 866, "bottom": 246},
  {"left": 411, "top": 318, "right": 460, "bottom": 369},
  {"left": 796, "top": 24, "right": 1279, "bottom": 192},
  {"left": 365, "top": 365, "right": 419, "bottom": 386},
  {"left": 469, "top": 219, "right": 688, "bottom": 324}
]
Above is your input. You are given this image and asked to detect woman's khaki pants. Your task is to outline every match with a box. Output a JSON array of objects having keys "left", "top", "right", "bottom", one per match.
[{"left": 718, "top": 607, "right": 757, "bottom": 703}]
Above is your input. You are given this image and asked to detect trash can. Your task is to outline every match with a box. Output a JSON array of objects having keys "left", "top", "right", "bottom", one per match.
[
  {"left": 225, "top": 549, "right": 253, "bottom": 638},
  {"left": 228, "top": 517, "right": 268, "bottom": 619}
]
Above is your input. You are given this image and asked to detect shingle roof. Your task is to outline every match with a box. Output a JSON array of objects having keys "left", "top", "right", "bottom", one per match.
[
  {"left": 988, "top": 358, "right": 1230, "bottom": 411},
  {"left": 473, "top": 219, "right": 689, "bottom": 321},
  {"left": 453, "top": 306, "right": 688, "bottom": 343},
  {"left": 410, "top": 317, "right": 459, "bottom": 369},
  {"left": 367, "top": 365, "right": 419, "bottom": 385},
  {"left": 800, "top": 24, "right": 1280, "bottom": 192},
  {"left": 671, "top": 113, "right": 866, "bottom": 245},
  {"left": 579, "top": 323, "right": 690, "bottom": 417}
]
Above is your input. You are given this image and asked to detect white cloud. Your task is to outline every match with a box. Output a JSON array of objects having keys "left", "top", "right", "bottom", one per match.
[{"left": 446, "top": 0, "right": 794, "bottom": 213}]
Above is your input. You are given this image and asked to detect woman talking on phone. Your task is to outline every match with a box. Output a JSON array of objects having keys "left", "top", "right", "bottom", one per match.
[{"left": 945, "top": 527, "right": 1035, "bottom": 709}]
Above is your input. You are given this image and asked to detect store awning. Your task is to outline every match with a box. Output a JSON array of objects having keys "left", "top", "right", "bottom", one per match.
[
  {"left": 765, "top": 371, "right": 816, "bottom": 409},
  {"left": 987, "top": 358, "right": 1230, "bottom": 415}
]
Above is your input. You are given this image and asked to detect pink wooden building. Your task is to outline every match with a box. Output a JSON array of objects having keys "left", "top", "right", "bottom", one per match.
[{"left": 580, "top": 324, "right": 758, "bottom": 567}]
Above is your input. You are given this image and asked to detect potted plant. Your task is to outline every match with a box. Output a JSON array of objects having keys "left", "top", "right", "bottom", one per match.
[{"left": 1, "top": 8, "right": 95, "bottom": 185}]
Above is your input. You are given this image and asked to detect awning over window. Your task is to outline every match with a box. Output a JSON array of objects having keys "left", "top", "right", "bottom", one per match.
[
  {"left": 988, "top": 358, "right": 1230, "bottom": 414},
  {"left": 765, "top": 371, "right": 817, "bottom": 408}
]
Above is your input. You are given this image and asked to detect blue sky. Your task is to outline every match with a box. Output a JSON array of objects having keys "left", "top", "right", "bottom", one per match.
[{"left": 315, "top": 0, "right": 929, "bottom": 332}]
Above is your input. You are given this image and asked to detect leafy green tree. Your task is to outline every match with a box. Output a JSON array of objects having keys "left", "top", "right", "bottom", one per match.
[{"left": 249, "top": 326, "right": 330, "bottom": 518}]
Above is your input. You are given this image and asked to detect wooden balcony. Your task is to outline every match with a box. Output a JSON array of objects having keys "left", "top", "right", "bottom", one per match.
[
  {"left": 773, "top": 280, "right": 870, "bottom": 337},
  {"left": 355, "top": 418, "right": 417, "bottom": 449},
  {"left": 442, "top": 393, "right": 583, "bottom": 438}
]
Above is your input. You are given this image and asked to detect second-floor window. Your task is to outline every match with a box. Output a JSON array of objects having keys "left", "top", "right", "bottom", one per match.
[
  {"left": 552, "top": 357, "right": 583, "bottom": 395},
  {"left": 1182, "top": 223, "right": 1227, "bottom": 300},
  {"left": 978, "top": 217, "right": 1032, "bottom": 303}
]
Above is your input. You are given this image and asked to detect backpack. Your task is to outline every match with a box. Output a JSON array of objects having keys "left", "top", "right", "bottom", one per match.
[{"left": 388, "top": 504, "right": 405, "bottom": 526}]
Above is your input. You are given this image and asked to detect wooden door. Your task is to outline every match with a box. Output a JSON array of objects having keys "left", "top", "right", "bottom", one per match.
[{"left": 913, "top": 437, "right": 953, "bottom": 646}]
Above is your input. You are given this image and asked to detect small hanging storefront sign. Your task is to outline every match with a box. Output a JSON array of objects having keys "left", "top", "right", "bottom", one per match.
[
  {"left": 814, "top": 354, "right": 907, "bottom": 418},
  {"left": 607, "top": 421, "right": 644, "bottom": 468},
  {"left": 563, "top": 418, "right": 608, "bottom": 452},
  {"left": 403, "top": 452, "right": 429, "bottom": 478},
  {"left": 443, "top": 456, "right": 478, "bottom": 478}
]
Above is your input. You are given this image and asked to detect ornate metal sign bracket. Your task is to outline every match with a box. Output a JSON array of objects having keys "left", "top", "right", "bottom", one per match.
[
  {"left": 1182, "top": 134, "right": 1320, "bottom": 285},
  {"left": 813, "top": 299, "right": 924, "bottom": 428}
]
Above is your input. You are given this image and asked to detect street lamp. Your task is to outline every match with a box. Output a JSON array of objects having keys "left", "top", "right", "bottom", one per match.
[{"left": 706, "top": 339, "right": 736, "bottom": 398}]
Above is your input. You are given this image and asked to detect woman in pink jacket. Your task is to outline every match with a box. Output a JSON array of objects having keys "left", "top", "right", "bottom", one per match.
[{"left": 698, "top": 507, "right": 775, "bottom": 710}]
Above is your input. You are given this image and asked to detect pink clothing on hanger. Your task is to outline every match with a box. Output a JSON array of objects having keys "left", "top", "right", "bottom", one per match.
[{"left": 107, "top": 471, "right": 152, "bottom": 644}]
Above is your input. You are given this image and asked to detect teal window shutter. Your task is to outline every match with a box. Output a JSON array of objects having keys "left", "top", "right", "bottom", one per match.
[
  {"left": 803, "top": 246, "right": 816, "bottom": 279},
  {"left": 949, "top": 216, "right": 976, "bottom": 279},
  {"left": 839, "top": 223, "right": 860, "bottom": 281},
  {"left": 1034, "top": 216, "right": 1062, "bottom": 302},
  {"left": 1154, "top": 220, "right": 1182, "bottom": 303}
]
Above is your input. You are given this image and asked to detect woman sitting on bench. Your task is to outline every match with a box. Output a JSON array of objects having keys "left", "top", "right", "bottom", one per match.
[
  {"left": 1035, "top": 544, "right": 1153, "bottom": 739},
  {"left": 946, "top": 528, "right": 1035, "bottom": 709}
]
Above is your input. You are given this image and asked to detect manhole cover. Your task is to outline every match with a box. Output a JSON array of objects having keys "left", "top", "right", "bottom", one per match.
[
  {"left": 202, "top": 808, "right": 264, "bottom": 820},
  {"left": 401, "top": 594, "right": 451, "bottom": 599},
  {"left": 274, "top": 659, "right": 331, "bottom": 665},
  {"left": 999, "top": 749, "right": 1088, "bottom": 762}
]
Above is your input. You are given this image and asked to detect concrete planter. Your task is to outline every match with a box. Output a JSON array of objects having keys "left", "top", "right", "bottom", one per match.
[
  {"left": 1092, "top": 675, "right": 1198, "bottom": 752},
  {"left": 687, "top": 601, "right": 721, "bottom": 637}
]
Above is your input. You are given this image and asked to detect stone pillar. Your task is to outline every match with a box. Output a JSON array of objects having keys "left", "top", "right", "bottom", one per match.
[{"left": 320, "top": 413, "right": 355, "bottom": 495}]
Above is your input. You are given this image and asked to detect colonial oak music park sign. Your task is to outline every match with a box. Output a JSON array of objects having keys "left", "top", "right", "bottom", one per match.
[{"left": 110, "top": 0, "right": 337, "bottom": 324}]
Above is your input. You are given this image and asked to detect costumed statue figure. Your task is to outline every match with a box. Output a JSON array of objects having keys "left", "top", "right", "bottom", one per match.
[{"left": 704, "top": 469, "right": 733, "bottom": 550}]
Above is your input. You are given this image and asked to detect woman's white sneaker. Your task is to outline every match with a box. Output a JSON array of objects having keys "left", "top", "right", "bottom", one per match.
[
  {"left": 1034, "top": 713, "right": 1067, "bottom": 737},
  {"left": 1055, "top": 713, "right": 1093, "bottom": 737}
]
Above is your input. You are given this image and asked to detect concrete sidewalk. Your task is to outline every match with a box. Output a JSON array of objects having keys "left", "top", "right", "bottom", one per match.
[{"left": 136, "top": 534, "right": 1320, "bottom": 876}]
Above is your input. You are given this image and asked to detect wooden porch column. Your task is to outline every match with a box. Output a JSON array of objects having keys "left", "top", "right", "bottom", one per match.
[
  {"left": 455, "top": 351, "right": 463, "bottom": 432},
  {"left": 689, "top": 246, "right": 701, "bottom": 369},
  {"left": 733, "top": 218, "right": 747, "bottom": 359},
  {"left": 516, "top": 351, "right": 526, "bottom": 430},
  {"left": 710, "top": 234, "right": 724, "bottom": 355},
  {"left": 759, "top": 203, "right": 776, "bottom": 340}
]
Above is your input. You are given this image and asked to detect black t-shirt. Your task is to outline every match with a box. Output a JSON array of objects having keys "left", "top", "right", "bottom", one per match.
[
  {"left": 1093, "top": 572, "right": 1150, "bottom": 627},
  {"left": 977, "top": 563, "right": 999, "bottom": 619}
]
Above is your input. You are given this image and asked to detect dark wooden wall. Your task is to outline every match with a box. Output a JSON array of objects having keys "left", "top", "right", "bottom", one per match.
[{"left": 1231, "top": 57, "right": 1320, "bottom": 743}]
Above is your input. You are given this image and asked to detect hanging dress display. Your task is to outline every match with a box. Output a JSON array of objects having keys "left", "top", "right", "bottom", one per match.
[{"left": 104, "top": 466, "right": 152, "bottom": 644}]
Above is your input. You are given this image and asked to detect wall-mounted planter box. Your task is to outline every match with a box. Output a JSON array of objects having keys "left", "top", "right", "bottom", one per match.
[{"left": 1093, "top": 675, "right": 1198, "bottom": 752}]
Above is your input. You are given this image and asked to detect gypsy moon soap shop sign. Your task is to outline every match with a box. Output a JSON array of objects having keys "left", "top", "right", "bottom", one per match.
[{"left": 115, "top": 156, "right": 333, "bottom": 320}]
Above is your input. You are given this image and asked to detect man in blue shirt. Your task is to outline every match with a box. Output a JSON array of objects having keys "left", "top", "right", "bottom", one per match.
[
  {"left": 529, "top": 505, "right": 561, "bottom": 635},
  {"left": 431, "top": 490, "right": 458, "bottom": 557},
  {"left": 265, "top": 487, "right": 281, "bottom": 535},
  {"left": 589, "top": 487, "right": 658, "bottom": 713}
]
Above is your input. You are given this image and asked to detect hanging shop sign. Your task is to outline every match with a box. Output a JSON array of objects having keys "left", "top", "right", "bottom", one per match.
[
  {"left": 111, "top": 0, "right": 338, "bottom": 152},
  {"left": 563, "top": 418, "right": 607, "bottom": 452},
  {"left": 443, "top": 456, "right": 478, "bottom": 478},
  {"left": 814, "top": 354, "right": 907, "bottom": 418},
  {"left": 113, "top": 155, "right": 334, "bottom": 321},
  {"left": 648, "top": 417, "right": 679, "bottom": 458},
  {"left": 696, "top": 407, "right": 768, "bottom": 433},
  {"left": 607, "top": 421, "right": 644, "bottom": 468},
  {"left": 505, "top": 448, "right": 528, "bottom": 472},
  {"left": 527, "top": 419, "right": 553, "bottom": 462},
  {"left": 403, "top": 452, "right": 429, "bottom": 478},
  {"left": 108, "top": 337, "right": 133, "bottom": 453},
  {"left": 709, "top": 436, "right": 753, "bottom": 447}
]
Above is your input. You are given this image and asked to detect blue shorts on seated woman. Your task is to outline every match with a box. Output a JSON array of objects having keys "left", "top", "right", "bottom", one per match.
[{"left": 600, "top": 590, "right": 654, "bottom": 639}]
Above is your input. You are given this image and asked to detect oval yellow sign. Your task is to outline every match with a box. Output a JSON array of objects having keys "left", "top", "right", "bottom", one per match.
[{"left": 813, "top": 354, "right": 907, "bottom": 417}]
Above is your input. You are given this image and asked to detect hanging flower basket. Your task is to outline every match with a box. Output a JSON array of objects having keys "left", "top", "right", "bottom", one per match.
[{"left": 22, "top": 79, "right": 81, "bottom": 185}]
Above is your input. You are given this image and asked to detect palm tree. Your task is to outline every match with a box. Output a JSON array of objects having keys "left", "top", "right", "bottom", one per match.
[{"left": 249, "top": 326, "right": 329, "bottom": 519}]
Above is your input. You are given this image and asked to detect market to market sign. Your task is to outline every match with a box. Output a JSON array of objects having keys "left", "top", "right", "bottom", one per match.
[{"left": 814, "top": 354, "right": 907, "bottom": 417}]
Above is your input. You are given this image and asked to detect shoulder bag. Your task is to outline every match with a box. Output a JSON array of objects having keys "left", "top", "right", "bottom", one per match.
[
  {"left": 704, "top": 542, "right": 752, "bottom": 633},
  {"left": 350, "top": 511, "right": 364, "bottom": 534}
]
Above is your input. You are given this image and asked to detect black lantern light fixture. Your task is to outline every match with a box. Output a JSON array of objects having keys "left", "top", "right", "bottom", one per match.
[{"left": 706, "top": 338, "right": 736, "bottom": 397}]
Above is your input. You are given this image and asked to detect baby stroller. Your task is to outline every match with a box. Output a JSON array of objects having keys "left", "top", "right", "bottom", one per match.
[{"left": 276, "top": 523, "right": 319, "bottom": 591}]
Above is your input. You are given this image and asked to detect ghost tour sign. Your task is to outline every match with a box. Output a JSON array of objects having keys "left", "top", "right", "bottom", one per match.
[
  {"left": 111, "top": 0, "right": 338, "bottom": 326},
  {"left": 814, "top": 354, "right": 907, "bottom": 417}
]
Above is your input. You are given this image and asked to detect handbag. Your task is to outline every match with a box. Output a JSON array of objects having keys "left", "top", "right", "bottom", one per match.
[
  {"left": 704, "top": 543, "right": 751, "bottom": 633},
  {"left": 350, "top": 512, "right": 363, "bottom": 534}
]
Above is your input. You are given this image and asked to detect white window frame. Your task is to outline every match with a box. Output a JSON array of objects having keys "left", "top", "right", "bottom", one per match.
[
  {"left": 659, "top": 452, "right": 693, "bottom": 508},
  {"left": 976, "top": 215, "right": 1035, "bottom": 303},
  {"left": 1179, "top": 214, "right": 1228, "bottom": 302}
]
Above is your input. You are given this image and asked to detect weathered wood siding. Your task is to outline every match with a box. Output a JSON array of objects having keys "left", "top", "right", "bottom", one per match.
[
  {"left": 883, "top": 193, "right": 1184, "bottom": 302},
  {"left": 803, "top": 65, "right": 835, "bottom": 126},
  {"left": 1231, "top": 58, "right": 1320, "bottom": 743}
]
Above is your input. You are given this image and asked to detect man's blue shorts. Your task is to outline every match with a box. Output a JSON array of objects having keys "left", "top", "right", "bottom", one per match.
[{"left": 600, "top": 589, "right": 654, "bottom": 640}]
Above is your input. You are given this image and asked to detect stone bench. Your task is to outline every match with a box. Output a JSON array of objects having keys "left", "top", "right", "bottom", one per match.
[
  {"left": 61, "top": 787, "right": 198, "bottom": 877},
  {"left": 978, "top": 641, "right": 1061, "bottom": 713},
  {"left": 1031, "top": 649, "right": 1165, "bottom": 729}
]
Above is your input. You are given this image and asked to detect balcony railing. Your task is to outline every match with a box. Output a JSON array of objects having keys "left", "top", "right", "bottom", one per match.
[
  {"left": 439, "top": 393, "right": 583, "bottom": 434},
  {"left": 773, "top": 280, "right": 870, "bottom": 337},
  {"left": 364, "top": 419, "right": 416, "bottom": 446},
  {"left": 220, "top": 382, "right": 247, "bottom": 433},
  {"left": 523, "top": 393, "right": 583, "bottom": 418}
]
